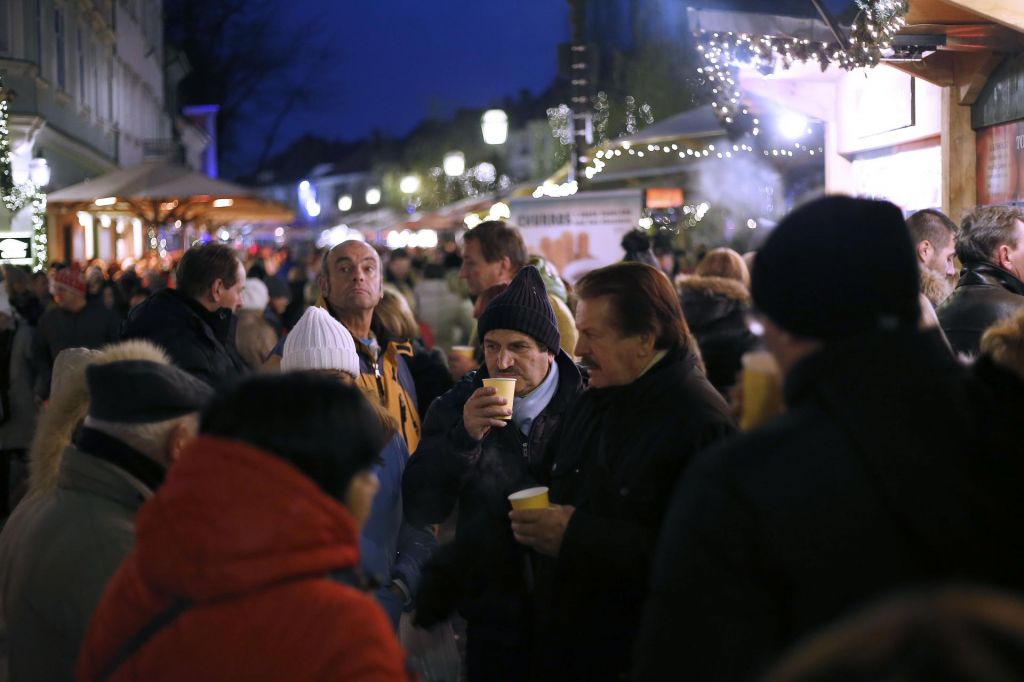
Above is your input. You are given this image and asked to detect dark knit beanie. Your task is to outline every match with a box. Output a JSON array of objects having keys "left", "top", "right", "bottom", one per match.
[
  {"left": 751, "top": 195, "right": 920, "bottom": 340},
  {"left": 477, "top": 266, "right": 560, "bottom": 352},
  {"left": 87, "top": 360, "right": 214, "bottom": 423}
]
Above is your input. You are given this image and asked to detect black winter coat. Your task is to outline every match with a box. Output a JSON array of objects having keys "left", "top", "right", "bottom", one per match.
[
  {"left": 122, "top": 289, "right": 247, "bottom": 389},
  {"left": 937, "top": 261, "right": 1024, "bottom": 356},
  {"left": 679, "top": 275, "right": 757, "bottom": 395},
  {"left": 532, "top": 348, "right": 735, "bottom": 682},
  {"left": 404, "top": 351, "right": 583, "bottom": 634},
  {"left": 634, "top": 330, "right": 1024, "bottom": 682}
]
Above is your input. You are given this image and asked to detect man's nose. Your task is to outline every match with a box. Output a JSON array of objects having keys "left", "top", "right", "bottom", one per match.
[{"left": 497, "top": 349, "right": 515, "bottom": 369}]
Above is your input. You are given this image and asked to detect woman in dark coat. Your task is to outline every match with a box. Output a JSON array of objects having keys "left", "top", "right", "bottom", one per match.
[{"left": 679, "top": 247, "right": 757, "bottom": 396}]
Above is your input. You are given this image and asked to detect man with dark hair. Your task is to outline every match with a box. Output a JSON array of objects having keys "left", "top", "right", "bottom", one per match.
[
  {"left": 76, "top": 373, "right": 413, "bottom": 681},
  {"left": 634, "top": 196, "right": 1024, "bottom": 682},
  {"left": 906, "top": 208, "right": 957, "bottom": 307},
  {"left": 404, "top": 266, "right": 584, "bottom": 681},
  {"left": 512, "top": 261, "right": 734, "bottom": 682},
  {"left": 938, "top": 205, "right": 1024, "bottom": 356},
  {"left": 0, "top": 347, "right": 211, "bottom": 681},
  {"left": 122, "top": 243, "right": 248, "bottom": 388},
  {"left": 454, "top": 221, "right": 577, "bottom": 377}
]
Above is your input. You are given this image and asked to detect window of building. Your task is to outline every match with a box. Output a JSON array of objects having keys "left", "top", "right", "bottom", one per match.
[
  {"left": 34, "top": 0, "right": 44, "bottom": 68},
  {"left": 54, "top": 6, "right": 67, "bottom": 91},
  {"left": 77, "top": 27, "right": 86, "bottom": 105},
  {"left": 0, "top": 0, "right": 10, "bottom": 54}
]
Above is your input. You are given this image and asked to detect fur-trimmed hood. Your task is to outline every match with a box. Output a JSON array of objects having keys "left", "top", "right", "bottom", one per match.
[
  {"left": 921, "top": 267, "right": 954, "bottom": 308},
  {"left": 28, "top": 340, "right": 171, "bottom": 494},
  {"left": 678, "top": 275, "right": 751, "bottom": 303}
]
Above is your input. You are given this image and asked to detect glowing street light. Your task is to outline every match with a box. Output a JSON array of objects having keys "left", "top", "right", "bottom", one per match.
[
  {"left": 337, "top": 195, "right": 353, "bottom": 212},
  {"left": 778, "top": 112, "right": 809, "bottom": 140},
  {"left": 365, "top": 187, "right": 382, "bottom": 205},
  {"left": 29, "top": 158, "right": 50, "bottom": 187},
  {"left": 481, "top": 109, "right": 509, "bottom": 145},
  {"left": 399, "top": 175, "right": 421, "bottom": 194},
  {"left": 443, "top": 151, "right": 466, "bottom": 177}
]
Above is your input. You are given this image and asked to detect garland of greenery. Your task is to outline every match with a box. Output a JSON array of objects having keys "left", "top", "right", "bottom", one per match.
[
  {"left": 1, "top": 73, "right": 48, "bottom": 271},
  {"left": 695, "top": 0, "right": 909, "bottom": 127}
]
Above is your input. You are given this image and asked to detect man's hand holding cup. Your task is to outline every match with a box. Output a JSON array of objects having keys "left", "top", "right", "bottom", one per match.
[{"left": 463, "top": 386, "right": 512, "bottom": 441}]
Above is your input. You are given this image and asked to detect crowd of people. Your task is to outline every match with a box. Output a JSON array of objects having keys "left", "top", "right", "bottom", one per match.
[{"left": 0, "top": 196, "right": 1022, "bottom": 681}]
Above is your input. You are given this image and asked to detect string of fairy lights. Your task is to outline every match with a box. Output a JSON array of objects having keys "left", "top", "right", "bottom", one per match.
[
  {"left": 1, "top": 74, "right": 48, "bottom": 271},
  {"left": 696, "top": 0, "right": 908, "bottom": 125}
]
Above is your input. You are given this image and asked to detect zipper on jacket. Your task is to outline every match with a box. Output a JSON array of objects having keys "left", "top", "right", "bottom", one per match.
[{"left": 371, "top": 357, "right": 385, "bottom": 403}]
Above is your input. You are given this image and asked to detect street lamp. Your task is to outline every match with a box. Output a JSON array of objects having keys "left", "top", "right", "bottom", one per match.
[
  {"left": 778, "top": 112, "right": 809, "bottom": 140},
  {"left": 399, "top": 175, "right": 421, "bottom": 194},
  {"left": 337, "top": 195, "right": 353, "bottom": 212},
  {"left": 365, "top": 187, "right": 382, "bottom": 205},
  {"left": 29, "top": 158, "right": 50, "bottom": 187},
  {"left": 443, "top": 151, "right": 465, "bottom": 177},
  {"left": 481, "top": 110, "right": 508, "bottom": 145}
]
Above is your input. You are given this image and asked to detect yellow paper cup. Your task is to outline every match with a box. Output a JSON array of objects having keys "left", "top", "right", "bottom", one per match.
[
  {"left": 509, "top": 486, "right": 550, "bottom": 510},
  {"left": 482, "top": 377, "right": 516, "bottom": 420},
  {"left": 451, "top": 345, "right": 475, "bottom": 360},
  {"left": 739, "top": 351, "right": 784, "bottom": 431}
]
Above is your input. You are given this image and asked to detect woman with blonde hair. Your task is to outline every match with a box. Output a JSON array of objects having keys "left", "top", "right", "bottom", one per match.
[{"left": 678, "top": 247, "right": 758, "bottom": 396}]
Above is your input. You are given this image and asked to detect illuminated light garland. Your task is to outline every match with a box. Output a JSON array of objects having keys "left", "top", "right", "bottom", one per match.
[
  {"left": 695, "top": 0, "right": 908, "bottom": 124},
  {"left": 0, "top": 75, "right": 48, "bottom": 271},
  {"left": 582, "top": 138, "right": 823, "bottom": 180}
]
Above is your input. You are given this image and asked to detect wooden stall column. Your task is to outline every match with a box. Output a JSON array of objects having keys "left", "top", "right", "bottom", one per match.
[{"left": 941, "top": 85, "right": 976, "bottom": 222}]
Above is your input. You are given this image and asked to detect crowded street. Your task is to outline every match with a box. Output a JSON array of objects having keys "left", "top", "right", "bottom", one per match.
[{"left": 1, "top": 0, "right": 1024, "bottom": 680}]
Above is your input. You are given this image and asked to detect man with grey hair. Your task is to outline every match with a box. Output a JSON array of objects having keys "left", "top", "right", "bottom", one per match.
[
  {"left": 937, "top": 206, "right": 1024, "bottom": 356},
  {"left": 0, "top": 352, "right": 212, "bottom": 681}
]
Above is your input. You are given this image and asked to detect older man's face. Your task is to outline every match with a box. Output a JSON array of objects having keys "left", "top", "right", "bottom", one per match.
[
  {"left": 321, "top": 241, "right": 382, "bottom": 314},
  {"left": 483, "top": 329, "right": 554, "bottom": 397}
]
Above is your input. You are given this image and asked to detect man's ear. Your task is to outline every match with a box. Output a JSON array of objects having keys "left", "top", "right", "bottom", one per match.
[
  {"left": 165, "top": 420, "right": 194, "bottom": 466},
  {"left": 318, "top": 272, "right": 329, "bottom": 298},
  {"left": 916, "top": 240, "right": 932, "bottom": 264},
  {"left": 997, "top": 244, "right": 1014, "bottom": 270},
  {"left": 499, "top": 256, "right": 514, "bottom": 278}
]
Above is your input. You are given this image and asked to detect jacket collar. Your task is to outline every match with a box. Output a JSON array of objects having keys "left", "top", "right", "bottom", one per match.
[
  {"left": 958, "top": 261, "right": 1024, "bottom": 296},
  {"left": 75, "top": 426, "right": 166, "bottom": 492},
  {"left": 167, "top": 289, "right": 234, "bottom": 344}
]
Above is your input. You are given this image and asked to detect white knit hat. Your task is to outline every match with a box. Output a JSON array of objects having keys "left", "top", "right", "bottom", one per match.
[
  {"left": 281, "top": 306, "right": 360, "bottom": 377},
  {"left": 241, "top": 278, "right": 270, "bottom": 311}
]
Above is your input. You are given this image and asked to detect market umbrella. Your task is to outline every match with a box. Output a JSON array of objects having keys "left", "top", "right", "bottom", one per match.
[{"left": 47, "top": 160, "right": 294, "bottom": 225}]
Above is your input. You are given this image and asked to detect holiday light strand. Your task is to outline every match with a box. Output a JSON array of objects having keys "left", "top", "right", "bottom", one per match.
[
  {"left": 695, "top": 0, "right": 908, "bottom": 124},
  {"left": 1, "top": 73, "right": 48, "bottom": 271}
]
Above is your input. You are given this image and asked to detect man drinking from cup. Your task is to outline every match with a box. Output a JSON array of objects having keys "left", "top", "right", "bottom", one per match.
[{"left": 403, "top": 266, "right": 584, "bottom": 682}]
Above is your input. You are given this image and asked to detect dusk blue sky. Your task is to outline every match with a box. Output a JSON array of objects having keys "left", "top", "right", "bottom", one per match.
[{"left": 275, "top": 0, "right": 571, "bottom": 145}]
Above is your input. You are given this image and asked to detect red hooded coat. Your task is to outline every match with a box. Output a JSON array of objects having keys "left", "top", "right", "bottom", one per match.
[{"left": 76, "top": 436, "right": 412, "bottom": 682}]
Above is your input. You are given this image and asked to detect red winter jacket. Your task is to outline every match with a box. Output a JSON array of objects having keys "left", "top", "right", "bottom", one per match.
[{"left": 76, "top": 436, "right": 412, "bottom": 682}]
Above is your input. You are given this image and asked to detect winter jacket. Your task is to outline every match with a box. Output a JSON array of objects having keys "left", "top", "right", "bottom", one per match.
[
  {"left": 0, "top": 430, "right": 158, "bottom": 681},
  {"left": 937, "top": 261, "right": 1024, "bottom": 357},
  {"left": 679, "top": 275, "right": 757, "bottom": 395},
  {"left": 34, "top": 301, "right": 120, "bottom": 400},
  {"left": 406, "top": 352, "right": 582, "bottom": 620},
  {"left": 351, "top": 326, "right": 422, "bottom": 453},
  {"left": 121, "top": 289, "right": 247, "bottom": 390},
  {"left": 0, "top": 320, "right": 37, "bottom": 451},
  {"left": 76, "top": 436, "right": 412, "bottom": 682},
  {"left": 404, "top": 340, "right": 453, "bottom": 419},
  {"left": 633, "top": 329, "right": 1024, "bottom": 682},
  {"left": 362, "top": 434, "right": 437, "bottom": 628},
  {"left": 235, "top": 309, "right": 279, "bottom": 371},
  {"left": 532, "top": 348, "right": 735, "bottom": 682}
]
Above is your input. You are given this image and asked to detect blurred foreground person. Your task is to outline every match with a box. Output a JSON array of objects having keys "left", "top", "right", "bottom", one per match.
[
  {"left": 938, "top": 206, "right": 1024, "bottom": 356},
  {"left": 77, "top": 374, "right": 413, "bottom": 682},
  {"left": 635, "top": 196, "right": 1024, "bottom": 681},
  {"left": 0, "top": 349, "right": 210, "bottom": 681},
  {"left": 405, "top": 266, "right": 584, "bottom": 681},
  {"left": 765, "top": 587, "right": 1024, "bottom": 682},
  {"left": 281, "top": 307, "right": 435, "bottom": 628},
  {"left": 122, "top": 243, "right": 247, "bottom": 388},
  {"left": 679, "top": 247, "right": 758, "bottom": 396},
  {"left": 516, "top": 262, "right": 734, "bottom": 682},
  {"left": 0, "top": 285, "right": 37, "bottom": 514}
]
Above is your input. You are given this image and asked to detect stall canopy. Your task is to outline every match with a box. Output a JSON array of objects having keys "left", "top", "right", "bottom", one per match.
[{"left": 47, "top": 161, "right": 294, "bottom": 225}]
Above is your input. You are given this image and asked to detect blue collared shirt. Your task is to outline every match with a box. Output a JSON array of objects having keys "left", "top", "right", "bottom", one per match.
[{"left": 512, "top": 359, "right": 560, "bottom": 436}]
